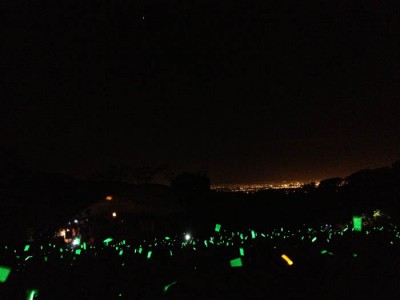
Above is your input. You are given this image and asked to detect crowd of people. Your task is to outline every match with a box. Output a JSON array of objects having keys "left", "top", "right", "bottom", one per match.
[{"left": 1, "top": 220, "right": 400, "bottom": 299}]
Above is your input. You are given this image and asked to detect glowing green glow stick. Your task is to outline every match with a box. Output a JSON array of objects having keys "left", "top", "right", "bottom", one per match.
[
  {"left": 147, "top": 251, "right": 152, "bottom": 259},
  {"left": 0, "top": 266, "right": 11, "bottom": 282},
  {"left": 230, "top": 257, "right": 243, "bottom": 268},
  {"left": 239, "top": 248, "right": 244, "bottom": 256},
  {"left": 163, "top": 281, "right": 177, "bottom": 293},
  {"left": 353, "top": 216, "right": 362, "bottom": 232},
  {"left": 103, "top": 238, "right": 113, "bottom": 245},
  {"left": 251, "top": 230, "right": 256, "bottom": 239},
  {"left": 26, "top": 289, "right": 38, "bottom": 300},
  {"left": 24, "top": 245, "right": 30, "bottom": 252},
  {"left": 170, "top": 250, "right": 173, "bottom": 256},
  {"left": 119, "top": 250, "right": 123, "bottom": 256},
  {"left": 138, "top": 247, "right": 143, "bottom": 254},
  {"left": 215, "top": 224, "right": 221, "bottom": 232},
  {"left": 321, "top": 250, "right": 328, "bottom": 254},
  {"left": 25, "top": 256, "right": 33, "bottom": 261},
  {"left": 311, "top": 237, "right": 317, "bottom": 243},
  {"left": 75, "top": 249, "right": 81, "bottom": 255}
]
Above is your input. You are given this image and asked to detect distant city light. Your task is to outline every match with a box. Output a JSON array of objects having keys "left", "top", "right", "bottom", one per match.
[
  {"left": 74, "top": 219, "right": 78, "bottom": 224},
  {"left": 211, "top": 181, "right": 317, "bottom": 193},
  {"left": 184, "top": 234, "right": 191, "bottom": 241},
  {"left": 106, "top": 195, "right": 113, "bottom": 201},
  {"left": 112, "top": 212, "right": 117, "bottom": 218}
]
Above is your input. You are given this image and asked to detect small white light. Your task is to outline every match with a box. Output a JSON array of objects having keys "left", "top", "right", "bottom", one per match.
[
  {"left": 112, "top": 212, "right": 117, "bottom": 218},
  {"left": 185, "top": 234, "right": 191, "bottom": 241},
  {"left": 74, "top": 219, "right": 78, "bottom": 224}
]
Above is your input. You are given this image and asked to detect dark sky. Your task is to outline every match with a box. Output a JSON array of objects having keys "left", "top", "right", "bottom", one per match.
[{"left": 2, "top": 0, "right": 400, "bottom": 184}]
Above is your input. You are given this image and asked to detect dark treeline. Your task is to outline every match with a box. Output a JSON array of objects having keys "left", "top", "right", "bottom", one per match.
[
  {"left": 187, "top": 160, "right": 400, "bottom": 232},
  {"left": 1, "top": 146, "right": 400, "bottom": 243}
]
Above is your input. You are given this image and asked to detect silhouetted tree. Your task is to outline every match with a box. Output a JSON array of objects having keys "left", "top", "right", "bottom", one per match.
[
  {"left": 89, "top": 165, "right": 163, "bottom": 184},
  {"left": 171, "top": 172, "right": 210, "bottom": 195},
  {"left": 318, "top": 177, "right": 344, "bottom": 192},
  {"left": 302, "top": 181, "right": 317, "bottom": 193}
]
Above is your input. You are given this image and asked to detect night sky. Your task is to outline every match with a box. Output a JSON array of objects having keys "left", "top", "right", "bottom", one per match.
[{"left": 2, "top": 0, "right": 400, "bottom": 184}]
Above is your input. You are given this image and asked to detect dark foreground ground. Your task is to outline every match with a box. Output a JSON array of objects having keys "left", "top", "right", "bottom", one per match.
[{"left": 1, "top": 223, "right": 400, "bottom": 300}]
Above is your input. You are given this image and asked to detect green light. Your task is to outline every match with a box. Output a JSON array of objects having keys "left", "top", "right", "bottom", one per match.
[
  {"left": 103, "top": 238, "right": 113, "bottom": 245},
  {"left": 163, "top": 281, "right": 177, "bottom": 293},
  {"left": 321, "top": 250, "right": 328, "bottom": 254},
  {"left": 239, "top": 248, "right": 244, "bottom": 256},
  {"left": 165, "top": 236, "right": 170, "bottom": 240},
  {"left": 0, "top": 266, "right": 11, "bottom": 283},
  {"left": 82, "top": 243, "right": 87, "bottom": 250},
  {"left": 169, "top": 250, "right": 173, "bottom": 256},
  {"left": 73, "top": 237, "right": 81, "bottom": 246},
  {"left": 26, "top": 289, "right": 39, "bottom": 300},
  {"left": 147, "top": 251, "right": 152, "bottom": 259},
  {"left": 353, "top": 216, "right": 362, "bottom": 232},
  {"left": 311, "top": 237, "right": 317, "bottom": 243},
  {"left": 230, "top": 257, "right": 243, "bottom": 268},
  {"left": 204, "top": 240, "right": 208, "bottom": 247},
  {"left": 138, "top": 247, "right": 143, "bottom": 254},
  {"left": 75, "top": 249, "right": 81, "bottom": 255},
  {"left": 215, "top": 224, "right": 221, "bottom": 232},
  {"left": 24, "top": 245, "right": 30, "bottom": 252},
  {"left": 119, "top": 250, "right": 123, "bottom": 256},
  {"left": 251, "top": 230, "right": 256, "bottom": 239},
  {"left": 25, "top": 256, "right": 33, "bottom": 261}
]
